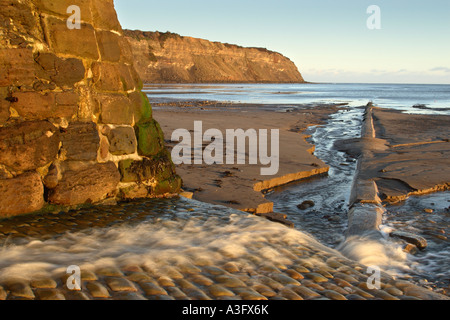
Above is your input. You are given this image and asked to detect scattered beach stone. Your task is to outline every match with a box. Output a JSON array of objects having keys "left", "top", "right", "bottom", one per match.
[
  {"left": 390, "top": 231, "right": 428, "bottom": 250},
  {"left": 297, "top": 200, "right": 315, "bottom": 210},
  {"left": 403, "top": 243, "right": 418, "bottom": 255},
  {"left": 424, "top": 208, "right": 434, "bottom": 213}
]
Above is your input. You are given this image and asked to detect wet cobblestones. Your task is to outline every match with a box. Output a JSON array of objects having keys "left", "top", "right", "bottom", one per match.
[{"left": 0, "top": 198, "right": 448, "bottom": 300}]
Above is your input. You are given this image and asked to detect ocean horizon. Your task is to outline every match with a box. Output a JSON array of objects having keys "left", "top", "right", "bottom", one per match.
[{"left": 144, "top": 82, "right": 450, "bottom": 115}]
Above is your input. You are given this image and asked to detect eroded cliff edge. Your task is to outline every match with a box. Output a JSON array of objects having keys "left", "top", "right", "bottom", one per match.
[
  {"left": 0, "top": 0, "right": 181, "bottom": 218},
  {"left": 124, "top": 30, "right": 305, "bottom": 83}
]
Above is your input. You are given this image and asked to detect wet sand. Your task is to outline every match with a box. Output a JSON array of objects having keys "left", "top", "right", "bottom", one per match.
[{"left": 153, "top": 101, "right": 343, "bottom": 222}]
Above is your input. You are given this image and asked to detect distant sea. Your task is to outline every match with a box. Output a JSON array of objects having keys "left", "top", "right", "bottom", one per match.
[{"left": 143, "top": 83, "right": 450, "bottom": 115}]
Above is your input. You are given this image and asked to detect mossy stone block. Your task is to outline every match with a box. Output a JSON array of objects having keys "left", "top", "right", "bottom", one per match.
[{"left": 135, "top": 119, "right": 164, "bottom": 157}]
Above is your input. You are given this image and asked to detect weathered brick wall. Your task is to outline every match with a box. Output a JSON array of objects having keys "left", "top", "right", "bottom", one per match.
[{"left": 0, "top": 0, "right": 181, "bottom": 217}]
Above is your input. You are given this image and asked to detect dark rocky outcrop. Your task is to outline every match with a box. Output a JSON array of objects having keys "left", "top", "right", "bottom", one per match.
[
  {"left": 124, "top": 30, "right": 305, "bottom": 83},
  {"left": 0, "top": 0, "right": 180, "bottom": 218}
]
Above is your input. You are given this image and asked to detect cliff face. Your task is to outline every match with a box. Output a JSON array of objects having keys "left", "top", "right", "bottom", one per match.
[
  {"left": 124, "top": 30, "right": 305, "bottom": 83},
  {"left": 0, "top": 0, "right": 180, "bottom": 218}
]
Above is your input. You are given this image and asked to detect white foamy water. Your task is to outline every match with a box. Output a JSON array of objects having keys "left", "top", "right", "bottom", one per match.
[
  {"left": 0, "top": 203, "right": 344, "bottom": 283},
  {"left": 337, "top": 234, "right": 412, "bottom": 278}
]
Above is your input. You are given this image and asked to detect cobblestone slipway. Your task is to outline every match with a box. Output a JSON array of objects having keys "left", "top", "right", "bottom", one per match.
[{"left": 0, "top": 198, "right": 447, "bottom": 300}]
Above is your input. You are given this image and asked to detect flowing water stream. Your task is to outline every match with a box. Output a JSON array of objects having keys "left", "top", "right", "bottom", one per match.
[{"left": 265, "top": 106, "right": 449, "bottom": 291}]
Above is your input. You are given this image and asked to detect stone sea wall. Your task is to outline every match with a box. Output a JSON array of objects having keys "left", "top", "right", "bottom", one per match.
[
  {"left": 124, "top": 30, "right": 305, "bottom": 83},
  {"left": 0, "top": 0, "right": 181, "bottom": 218}
]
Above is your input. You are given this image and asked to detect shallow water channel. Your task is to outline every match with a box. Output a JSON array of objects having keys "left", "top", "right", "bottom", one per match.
[{"left": 267, "top": 107, "right": 449, "bottom": 292}]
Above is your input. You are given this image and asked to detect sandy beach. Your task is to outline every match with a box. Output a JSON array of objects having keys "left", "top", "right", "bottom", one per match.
[
  {"left": 153, "top": 101, "right": 344, "bottom": 221},
  {"left": 154, "top": 100, "right": 449, "bottom": 211}
]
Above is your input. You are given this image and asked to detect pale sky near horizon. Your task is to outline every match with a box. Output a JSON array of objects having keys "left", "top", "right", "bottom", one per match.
[{"left": 114, "top": 0, "right": 450, "bottom": 84}]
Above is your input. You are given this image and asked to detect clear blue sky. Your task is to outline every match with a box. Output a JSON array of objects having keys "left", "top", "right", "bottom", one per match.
[{"left": 114, "top": 0, "right": 450, "bottom": 84}]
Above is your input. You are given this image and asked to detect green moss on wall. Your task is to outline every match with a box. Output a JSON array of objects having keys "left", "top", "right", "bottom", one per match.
[{"left": 135, "top": 118, "right": 164, "bottom": 157}]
